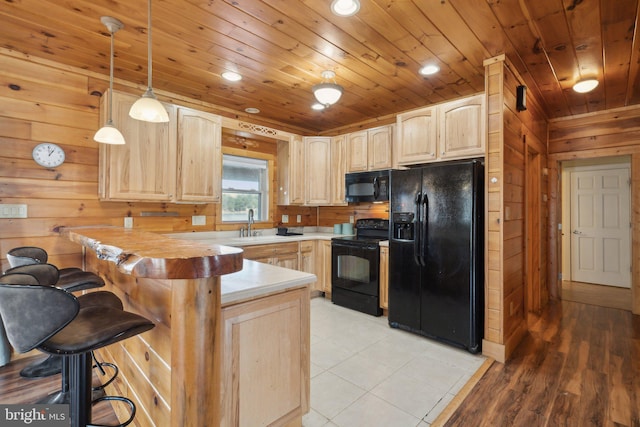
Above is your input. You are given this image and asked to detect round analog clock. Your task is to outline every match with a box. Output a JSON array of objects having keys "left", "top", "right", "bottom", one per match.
[{"left": 32, "top": 143, "right": 65, "bottom": 168}]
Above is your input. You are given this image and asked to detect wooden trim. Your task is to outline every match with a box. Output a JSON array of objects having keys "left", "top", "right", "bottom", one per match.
[{"left": 482, "top": 339, "right": 506, "bottom": 363}]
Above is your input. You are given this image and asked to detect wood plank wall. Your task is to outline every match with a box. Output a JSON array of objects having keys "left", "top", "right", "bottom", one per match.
[
  {"left": 483, "top": 55, "right": 549, "bottom": 362},
  {"left": 0, "top": 51, "right": 383, "bottom": 274},
  {"left": 548, "top": 105, "right": 640, "bottom": 314}
]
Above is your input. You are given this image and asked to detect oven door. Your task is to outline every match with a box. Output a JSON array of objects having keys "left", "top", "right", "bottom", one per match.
[{"left": 331, "top": 240, "right": 380, "bottom": 296}]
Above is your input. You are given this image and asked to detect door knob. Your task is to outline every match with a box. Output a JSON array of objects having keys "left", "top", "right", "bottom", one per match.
[{"left": 572, "top": 230, "right": 582, "bottom": 234}]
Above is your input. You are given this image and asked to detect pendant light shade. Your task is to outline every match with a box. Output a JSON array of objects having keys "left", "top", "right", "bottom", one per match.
[
  {"left": 129, "top": 0, "right": 169, "bottom": 123},
  {"left": 312, "top": 70, "right": 343, "bottom": 107},
  {"left": 94, "top": 16, "right": 125, "bottom": 145}
]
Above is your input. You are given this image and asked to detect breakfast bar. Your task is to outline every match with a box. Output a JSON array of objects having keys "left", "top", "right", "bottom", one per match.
[{"left": 59, "top": 226, "right": 314, "bottom": 427}]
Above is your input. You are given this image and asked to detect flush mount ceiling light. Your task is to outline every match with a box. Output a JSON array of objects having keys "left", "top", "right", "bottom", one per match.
[
  {"left": 129, "top": 0, "right": 169, "bottom": 123},
  {"left": 331, "top": 0, "right": 360, "bottom": 16},
  {"left": 419, "top": 64, "right": 440, "bottom": 76},
  {"left": 94, "top": 16, "right": 126, "bottom": 145},
  {"left": 312, "top": 70, "right": 343, "bottom": 107},
  {"left": 573, "top": 78, "right": 599, "bottom": 93},
  {"left": 244, "top": 107, "right": 260, "bottom": 114},
  {"left": 222, "top": 71, "right": 242, "bottom": 82}
]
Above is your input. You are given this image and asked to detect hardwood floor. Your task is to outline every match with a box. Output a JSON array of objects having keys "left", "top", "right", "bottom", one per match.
[
  {"left": 0, "top": 355, "right": 119, "bottom": 425},
  {"left": 442, "top": 300, "right": 640, "bottom": 426}
]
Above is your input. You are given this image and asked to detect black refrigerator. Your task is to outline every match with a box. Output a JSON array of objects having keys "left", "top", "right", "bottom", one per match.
[{"left": 388, "top": 159, "right": 484, "bottom": 353}]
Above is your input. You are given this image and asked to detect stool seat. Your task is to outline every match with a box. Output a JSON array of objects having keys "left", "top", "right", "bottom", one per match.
[
  {"left": 0, "top": 282, "right": 153, "bottom": 427},
  {"left": 6, "top": 246, "right": 83, "bottom": 277},
  {"left": 4, "top": 264, "right": 104, "bottom": 293}
]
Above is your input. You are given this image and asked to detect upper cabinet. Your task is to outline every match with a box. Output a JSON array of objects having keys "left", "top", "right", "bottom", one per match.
[
  {"left": 277, "top": 134, "right": 305, "bottom": 205},
  {"left": 346, "top": 125, "right": 393, "bottom": 172},
  {"left": 395, "top": 106, "right": 437, "bottom": 166},
  {"left": 438, "top": 94, "right": 486, "bottom": 160},
  {"left": 99, "top": 90, "right": 223, "bottom": 203},
  {"left": 330, "top": 135, "right": 347, "bottom": 205},
  {"left": 305, "top": 136, "right": 332, "bottom": 205},
  {"left": 395, "top": 94, "right": 485, "bottom": 166},
  {"left": 176, "top": 108, "right": 222, "bottom": 203}
]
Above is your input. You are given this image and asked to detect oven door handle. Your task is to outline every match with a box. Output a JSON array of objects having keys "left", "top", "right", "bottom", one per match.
[{"left": 414, "top": 191, "right": 422, "bottom": 267}]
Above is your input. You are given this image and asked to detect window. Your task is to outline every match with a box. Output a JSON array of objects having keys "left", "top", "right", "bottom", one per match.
[{"left": 221, "top": 154, "right": 269, "bottom": 222}]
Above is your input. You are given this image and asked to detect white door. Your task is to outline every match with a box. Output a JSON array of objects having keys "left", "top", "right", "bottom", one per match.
[{"left": 570, "top": 165, "right": 631, "bottom": 287}]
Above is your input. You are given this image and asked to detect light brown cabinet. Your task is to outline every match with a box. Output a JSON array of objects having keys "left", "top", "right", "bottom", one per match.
[
  {"left": 395, "top": 106, "right": 437, "bottom": 166},
  {"left": 379, "top": 246, "right": 389, "bottom": 310},
  {"left": 438, "top": 94, "right": 486, "bottom": 160},
  {"left": 395, "top": 94, "right": 485, "bottom": 166},
  {"left": 99, "top": 90, "right": 222, "bottom": 203},
  {"left": 299, "top": 241, "right": 315, "bottom": 276},
  {"left": 314, "top": 240, "right": 332, "bottom": 293},
  {"left": 305, "top": 136, "right": 332, "bottom": 205},
  {"left": 242, "top": 242, "right": 299, "bottom": 270},
  {"left": 346, "top": 125, "right": 393, "bottom": 172},
  {"left": 277, "top": 135, "right": 306, "bottom": 205},
  {"left": 330, "top": 135, "right": 347, "bottom": 205},
  {"left": 220, "top": 286, "right": 310, "bottom": 427}
]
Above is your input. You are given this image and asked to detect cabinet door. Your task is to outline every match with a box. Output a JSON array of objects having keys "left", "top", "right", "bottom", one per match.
[
  {"left": 220, "top": 288, "right": 310, "bottom": 427},
  {"left": 379, "top": 246, "right": 389, "bottom": 310},
  {"left": 438, "top": 94, "right": 485, "bottom": 159},
  {"left": 367, "top": 125, "right": 393, "bottom": 170},
  {"left": 275, "top": 253, "right": 299, "bottom": 270},
  {"left": 289, "top": 135, "right": 305, "bottom": 205},
  {"left": 396, "top": 107, "right": 437, "bottom": 166},
  {"left": 101, "top": 90, "right": 177, "bottom": 201},
  {"left": 176, "top": 108, "right": 222, "bottom": 202},
  {"left": 330, "top": 135, "right": 347, "bottom": 205},
  {"left": 346, "top": 131, "right": 368, "bottom": 172},
  {"left": 305, "top": 136, "right": 331, "bottom": 205},
  {"left": 299, "top": 241, "right": 315, "bottom": 275},
  {"left": 321, "top": 240, "right": 332, "bottom": 293}
]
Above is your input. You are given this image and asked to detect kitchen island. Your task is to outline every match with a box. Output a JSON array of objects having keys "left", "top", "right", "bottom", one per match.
[{"left": 59, "top": 226, "right": 315, "bottom": 427}]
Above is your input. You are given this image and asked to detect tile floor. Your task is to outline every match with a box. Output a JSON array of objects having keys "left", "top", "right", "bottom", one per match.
[{"left": 304, "top": 297, "right": 487, "bottom": 427}]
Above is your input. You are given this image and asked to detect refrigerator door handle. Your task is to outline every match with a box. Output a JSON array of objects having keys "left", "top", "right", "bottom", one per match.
[
  {"left": 421, "top": 192, "right": 429, "bottom": 266},
  {"left": 413, "top": 191, "right": 422, "bottom": 266}
]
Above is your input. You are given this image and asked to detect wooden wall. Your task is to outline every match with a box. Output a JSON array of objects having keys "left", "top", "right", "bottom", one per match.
[
  {"left": 483, "top": 54, "right": 549, "bottom": 362},
  {"left": 548, "top": 105, "right": 640, "bottom": 314}
]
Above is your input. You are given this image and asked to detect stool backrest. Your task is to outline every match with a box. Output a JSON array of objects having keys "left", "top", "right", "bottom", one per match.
[
  {"left": 3, "top": 264, "right": 59, "bottom": 286},
  {"left": 0, "top": 279, "right": 79, "bottom": 353},
  {"left": 6, "top": 247, "right": 48, "bottom": 268}
]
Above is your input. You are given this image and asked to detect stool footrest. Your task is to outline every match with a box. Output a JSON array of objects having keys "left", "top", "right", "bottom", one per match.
[{"left": 90, "top": 395, "right": 136, "bottom": 427}]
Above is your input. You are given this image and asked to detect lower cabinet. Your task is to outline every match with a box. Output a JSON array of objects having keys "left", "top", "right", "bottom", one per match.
[
  {"left": 314, "top": 240, "right": 332, "bottom": 293},
  {"left": 242, "top": 242, "right": 299, "bottom": 270},
  {"left": 220, "top": 286, "right": 310, "bottom": 427},
  {"left": 299, "top": 241, "right": 315, "bottom": 275},
  {"left": 379, "top": 246, "right": 389, "bottom": 310}
]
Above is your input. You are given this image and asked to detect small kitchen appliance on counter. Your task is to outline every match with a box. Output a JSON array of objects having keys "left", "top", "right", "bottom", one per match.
[{"left": 276, "top": 227, "right": 303, "bottom": 236}]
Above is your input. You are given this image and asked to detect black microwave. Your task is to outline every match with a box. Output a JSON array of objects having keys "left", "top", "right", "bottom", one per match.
[{"left": 345, "top": 170, "right": 390, "bottom": 202}]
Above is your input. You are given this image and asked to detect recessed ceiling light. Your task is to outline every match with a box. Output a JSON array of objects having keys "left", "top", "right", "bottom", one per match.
[
  {"left": 222, "top": 71, "right": 242, "bottom": 81},
  {"left": 311, "top": 103, "right": 326, "bottom": 111},
  {"left": 331, "top": 0, "right": 360, "bottom": 16},
  {"left": 244, "top": 107, "right": 260, "bottom": 114},
  {"left": 419, "top": 64, "right": 440, "bottom": 76},
  {"left": 573, "top": 78, "right": 598, "bottom": 93}
]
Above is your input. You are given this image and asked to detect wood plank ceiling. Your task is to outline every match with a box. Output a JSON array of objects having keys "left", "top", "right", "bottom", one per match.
[{"left": 1, "top": 0, "right": 639, "bottom": 133}]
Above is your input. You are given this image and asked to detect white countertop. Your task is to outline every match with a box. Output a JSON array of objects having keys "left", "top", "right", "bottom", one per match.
[{"left": 220, "top": 259, "right": 316, "bottom": 306}]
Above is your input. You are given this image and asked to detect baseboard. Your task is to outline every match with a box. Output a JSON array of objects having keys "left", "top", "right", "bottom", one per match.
[{"left": 482, "top": 340, "right": 505, "bottom": 363}]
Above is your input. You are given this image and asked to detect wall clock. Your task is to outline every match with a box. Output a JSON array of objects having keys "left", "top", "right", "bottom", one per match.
[{"left": 32, "top": 143, "right": 65, "bottom": 168}]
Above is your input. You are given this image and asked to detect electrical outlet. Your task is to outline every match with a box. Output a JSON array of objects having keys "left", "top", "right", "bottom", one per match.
[
  {"left": 297, "top": 214, "right": 301, "bottom": 223},
  {"left": 0, "top": 204, "right": 27, "bottom": 218},
  {"left": 124, "top": 217, "right": 133, "bottom": 229},
  {"left": 282, "top": 214, "right": 289, "bottom": 223},
  {"left": 192, "top": 215, "right": 206, "bottom": 226},
  {"left": 349, "top": 215, "right": 354, "bottom": 223}
]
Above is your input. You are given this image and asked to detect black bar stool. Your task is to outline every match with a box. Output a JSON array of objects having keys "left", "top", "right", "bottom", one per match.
[{"left": 0, "top": 279, "right": 154, "bottom": 427}]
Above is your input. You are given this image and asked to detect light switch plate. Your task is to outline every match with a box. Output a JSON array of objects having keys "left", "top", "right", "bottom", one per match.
[
  {"left": 0, "top": 204, "right": 27, "bottom": 218},
  {"left": 123, "top": 217, "right": 133, "bottom": 228},
  {"left": 349, "top": 215, "right": 354, "bottom": 223},
  {"left": 282, "top": 214, "right": 289, "bottom": 223},
  {"left": 297, "top": 214, "right": 301, "bottom": 223},
  {"left": 192, "top": 215, "right": 206, "bottom": 226}
]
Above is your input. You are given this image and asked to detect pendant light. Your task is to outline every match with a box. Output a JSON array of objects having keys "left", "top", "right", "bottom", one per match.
[
  {"left": 129, "top": 0, "right": 169, "bottom": 123},
  {"left": 94, "top": 16, "right": 126, "bottom": 145},
  {"left": 312, "top": 70, "right": 343, "bottom": 107}
]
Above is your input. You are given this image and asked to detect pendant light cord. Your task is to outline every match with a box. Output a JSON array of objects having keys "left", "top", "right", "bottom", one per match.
[
  {"left": 147, "top": 0, "right": 153, "bottom": 91},
  {"left": 108, "top": 29, "right": 115, "bottom": 124}
]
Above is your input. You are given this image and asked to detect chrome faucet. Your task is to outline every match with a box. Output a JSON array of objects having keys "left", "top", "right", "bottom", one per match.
[{"left": 247, "top": 209, "right": 254, "bottom": 237}]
